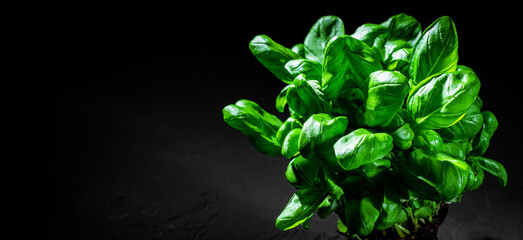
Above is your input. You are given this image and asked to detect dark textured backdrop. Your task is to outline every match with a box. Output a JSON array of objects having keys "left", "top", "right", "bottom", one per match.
[{"left": 37, "top": 4, "right": 522, "bottom": 240}]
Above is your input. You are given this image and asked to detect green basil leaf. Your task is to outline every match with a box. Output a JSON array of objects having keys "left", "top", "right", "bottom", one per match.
[
  {"left": 412, "top": 130, "right": 444, "bottom": 152},
  {"left": 409, "top": 16, "right": 459, "bottom": 84},
  {"left": 317, "top": 195, "right": 338, "bottom": 219},
  {"left": 321, "top": 35, "right": 351, "bottom": 100},
  {"left": 351, "top": 23, "right": 390, "bottom": 59},
  {"left": 387, "top": 48, "right": 412, "bottom": 78},
  {"left": 441, "top": 141, "right": 468, "bottom": 161},
  {"left": 470, "top": 111, "right": 498, "bottom": 156},
  {"left": 275, "top": 85, "right": 290, "bottom": 113},
  {"left": 436, "top": 99, "right": 483, "bottom": 142},
  {"left": 304, "top": 15, "right": 345, "bottom": 64},
  {"left": 391, "top": 48, "right": 412, "bottom": 63},
  {"left": 469, "top": 156, "right": 507, "bottom": 187},
  {"left": 365, "top": 70, "right": 410, "bottom": 127},
  {"left": 337, "top": 218, "right": 348, "bottom": 234},
  {"left": 407, "top": 71, "right": 480, "bottom": 130},
  {"left": 456, "top": 65, "right": 474, "bottom": 72},
  {"left": 413, "top": 200, "right": 437, "bottom": 219},
  {"left": 249, "top": 35, "right": 300, "bottom": 84},
  {"left": 384, "top": 40, "right": 410, "bottom": 63},
  {"left": 287, "top": 75, "right": 331, "bottom": 122},
  {"left": 380, "top": 13, "right": 422, "bottom": 47},
  {"left": 397, "top": 107, "right": 414, "bottom": 125},
  {"left": 331, "top": 97, "right": 366, "bottom": 129},
  {"left": 298, "top": 114, "right": 349, "bottom": 163},
  {"left": 323, "top": 169, "right": 345, "bottom": 200},
  {"left": 285, "top": 155, "right": 320, "bottom": 188},
  {"left": 390, "top": 123, "right": 414, "bottom": 149},
  {"left": 375, "top": 186, "right": 401, "bottom": 230},
  {"left": 223, "top": 99, "right": 283, "bottom": 156},
  {"left": 386, "top": 61, "right": 411, "bottom": 79},
  {"left": 236, "top": 99, "right": 282, "bottom": 125},
  {"left": 334, "top": 128, "right": 393, "bottom": 171},
  {"left": 282, "top": 128, "right": 302, "bottom": 159},
  {"left": 382, "top": 113, "right": 406, "bottom": 132},
  {"left": 322, "top": 35, "right": 383, "bottom": 100},
  {"left": 352, "top": 23, "right": 389, "bottom": 47},
  {"left": 345, "top": 194, "right": 382, "bottom": 236},
  {"left": 291, "top": 43, "right": 305, "bottom": 58},
  {"left": 275, "top": 187, "right": 328, "bottom": 230},
  {"left": 331, "top": 88, "right": 365, "bottom": 118},
  {"left": 285, "top": 59, "right": 322, "bottom": 81},
  {"left": 397, "top": 149, "right": 471, "bottom": 201},
  {"left": 465, "top": 160, "right": 484, "bottom": 191},
  {"left": 276, "top": 116, "right": 301, "bottom": 147},
  {"left": 358, "top": 158, "right": 392, "bottom": 180},
  {"left": 321, "top": 36, "right": 350, "bottom": 99}
]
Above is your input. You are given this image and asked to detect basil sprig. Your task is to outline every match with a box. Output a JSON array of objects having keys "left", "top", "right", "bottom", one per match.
[{"left": 223, "top": 14, "right": 506, "bottom": 239}]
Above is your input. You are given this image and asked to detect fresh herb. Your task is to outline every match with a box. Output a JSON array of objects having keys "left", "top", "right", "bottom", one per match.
[{"left": 222, "top": 14, "right": 507, "bottom": 239}]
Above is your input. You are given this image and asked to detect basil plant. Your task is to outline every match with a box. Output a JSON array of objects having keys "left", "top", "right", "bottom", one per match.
[{"left": 222, "top": 14, "right": 507, "bottom": 239}]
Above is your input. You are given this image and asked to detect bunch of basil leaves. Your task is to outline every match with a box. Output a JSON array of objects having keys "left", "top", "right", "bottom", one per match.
[{"left": 222, "top": 13, "right": 507, "bottom": 239}]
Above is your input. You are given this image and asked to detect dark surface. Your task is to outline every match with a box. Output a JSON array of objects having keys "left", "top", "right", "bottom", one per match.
[{"left": 36, "top": 4, "right": 522, "bottom": 240}]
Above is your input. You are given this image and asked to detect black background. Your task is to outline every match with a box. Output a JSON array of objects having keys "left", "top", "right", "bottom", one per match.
[{"left": 36, "top": 3, "right": 522, "bottom": 240}]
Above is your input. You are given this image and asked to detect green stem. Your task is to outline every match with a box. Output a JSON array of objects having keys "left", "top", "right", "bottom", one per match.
[
  {"left": 393, "top": 224, "right": 405, "bottom": 239},
  {"left": 407, "top": 207, "right": 420, "bottom": 230},
  {"left": 435, "top": 202, "right": 442, "bottom": 216},
  {"left": 394, "top": 223, "right": 411, "bottom": 238}
]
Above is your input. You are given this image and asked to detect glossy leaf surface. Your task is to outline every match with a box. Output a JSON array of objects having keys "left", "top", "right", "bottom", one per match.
[
  {"left": 287, "top": 75, "right": 331, "bottom": 122},
  {"left": 436, "top": 99, "right": 483, "bottom": 142},
  {"left": 412, "top": 130, "right": 444, "bottom": 152},
  {"left": 317, "top": 195, "right": 337, "bottom": 219},
  {"left": 291, "top": 43, "right": 305, "bottom": 58},
  {"left": 282, "top": 128, "right": 302, "bottom": 158},
  {"left": 359, "top": 158, "right": 391, "bottom": 180},
  {"left": 322, "top": 35, "right": 382, "bottom": 100},
  {"left": 351, "top": 23, "right": 389, "bottom": 59},
  {"left": 249, "top": 35, "right": 300, "bottom": 83},
  {"left": 298, "top": 114, "right": 348, "bottom": 161},
  {"left": 275, "top": 85, "right": 290, "bottom": 113},
  {"left": 390, "top": 123, "right": 414, "bottom": 149},
  {"left": 375, "top": 186, "right": 402, "bottom": 230},
  {"left": 334, "top": 128, "right": 393, "bottom": 171},
  {"left": 276, "top": 116, "right": 301, "bottom": 146},
  {"left": 410, "top": 16, "right": 459, "bottom": 84},
  {"left": 397, "top": 149, "right": 471, "bottom": 201},
  {"left": 380, "top": 13, "right": 422, "bottom": 46},
  {"left": 286, "top": 155, "right": 320, "bottom": 188},
  {"left": 469, "top": 156, "right": 507, "bottom": 187},
  {"left": 365, "top": 70, "right": 410, "bottom": 127},
  {"left": 223, "top": 99, "right": 282, "bottom": 156},
  {"left": 465, "top": 160, "right": 484, "bottom": 191},
  {"left": 470, "top": 111, "right": 498, "bottom": 156},
  {"left": 304, "top": 15, "right": 345, "bottom": 63},
  {"left": 407, "top": 71, "right": 480, "bottom": 130},
  {"left": 285, "top": 59, "right": 322, "bottom": 81},
  {"left": 275, "top": 187, "right": 328, "bottom": 230}
]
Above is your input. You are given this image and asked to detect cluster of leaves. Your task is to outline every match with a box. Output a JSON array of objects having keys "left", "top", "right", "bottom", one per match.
[{"left": 222, "top": 14, "right": 507, "bottom": 238}]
